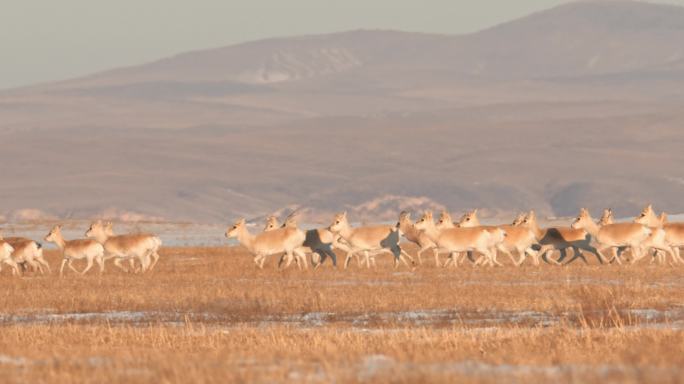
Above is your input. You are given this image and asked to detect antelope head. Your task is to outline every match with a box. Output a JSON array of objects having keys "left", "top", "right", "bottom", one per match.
[
  {"left": 45, "top": 225, "right": 63, "bottom": 243},
  {"left": 520, "top": 210, "right": 537, "bottom": 228},
  {"left": 263, "top": 216, "right": 279, "bottom": 231},
  {"left": 511, "top": 213, "right": 526, "bottom": 226},
  {"left": 85, "top": 220, "right": 105, "bottom": 239},
  {"left": 414, "top": 211, "right": 434, "bottom": 231},
  {"left": 436, "top": 210, "right": 453, "bottom": 229},
  {"left": 328, "top": 212, "right": 348, "bottom": 234},
  {"left": 456, "top": 209, "right": 478, "bottom": 227},
  {"left": 226, "top": 218, "right": 246, "bottom": 238},
  {"left": 598, "top": 208, "right": 613, "bottom": 226},
  {"left": 571, "top": 208, "right": 592, "bottom": 230},
  {"left": 634, "top": 204, "right": 658, "bottom": 226}
]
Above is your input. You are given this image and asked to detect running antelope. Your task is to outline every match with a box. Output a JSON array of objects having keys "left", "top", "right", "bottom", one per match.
[
  {"left": 435, "top": 210, "right": 505, "bottom": 267},
  {"left": 520, "top": 211, "right": 602, "bottom": 265},
  {"left": 106, "top": 222, "right": 162, "bottom": 271},
  {"left": 597, "top": 209, "right": 630, "bottom": 262},
  {"left": 1, "top": 236, "right": 50, "bottom": 274},
  {"left": 328, "top": 212, "right": 414, "bottom": 269},
  {"left": 456, "top": 210, "right": 538, "bottom": 267},
  {"left": 454, "top": 210, "right": 509, "bottom": 266},
  {"left": 634, "top": 205, "right": 684, "bottom": 264},
  {"left": 0, "top": 238, "right": 20, "bottom": 275},
  {"left": 414, "top": 211, "right": 497, "bottom": 268},
  {"left": 436, "top": 210, "right": 505, "bottom": 267},
  {"left": 226, "top": 218, "right": 308, "bottom": 269},
  {"left": 571, "top": 208, "right": 653, "bottom": 264},
  {"left": 279, "top": 214, "right": 352, "bottom": 268},
  {"left": 397, "top": 211, "right": 440, "bottom": 266},
  {"left": 85, "top": 221, "right": 161, "bottom": 272},
  {"left": 45, "top": 225, "right": 105, "bottom": 276}
]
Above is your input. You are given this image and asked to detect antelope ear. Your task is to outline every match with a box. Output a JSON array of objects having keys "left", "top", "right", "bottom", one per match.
[
  {"left": 341, "top": 211, "right": 347, "bottom": 218},
  {"left": 472, "top": 208, "right": 478, "bottom": 215},
  {"left": 426, "top": 211, "right": 433, "bottom": 219},
  {"left": 237, "top": 218, "right": 246, "bottom": 225},
  {"left": 647, "top": 204, "right": 653, "bottom": 211}
]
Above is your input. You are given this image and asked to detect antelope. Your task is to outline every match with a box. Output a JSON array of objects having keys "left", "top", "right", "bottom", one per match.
[
  {"left": 226, "top": 218, "right": 308, "bottom": 269},
  {"left": 413, "top": 211, "right": 497, "bottom": 268},
  {"left": 328, "top": 212, "right": 414, "bottom": 269},
  {"left": 571, "top": 208, "right": 653, "bottom": 264},
  {"left": 456, "top": 210, "right": 538, "bottom": 267},
  {"left": 397, "top": 211, "right": 440, "bottom": 266},
  {"left": 44, "top": 225, "right": 105, "bottom": 276},
  {"left": 519, "top": 210, "right": 603, "bottom": 265},
  {"left": 278, "top": 214, "right": 353, "bottom": 268},
  {"left": 0, "top": 238, "right": 20, "bottom": 275},
  {"left": 596, "top": 208, "right": 630, "bottom": 262},
  {"left": 85, "top": 221, "right": 161, "bottom": 272},
  {"left": 634, "top": 205, "right": 684, "bottom": 264},
  {"left": 435, "top": 210, "right": 505, "bottom": 267},
  {"left": 1, "top": 236, "right": 50, "bottom": 274}
]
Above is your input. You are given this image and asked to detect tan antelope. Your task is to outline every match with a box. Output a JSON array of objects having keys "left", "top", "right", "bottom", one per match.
[
  {"left": 397, "top": 211, "right": 440, "bottom": 266},
  {"left": 279, "top": 214, "right": 353, "bottom": 268},
  {"left": 571, "top": 208, "right": 654, "bottom": 264},
  {"left": 520, "top": 211, "right": 602, "bottom": 265},
  {"left": 106, "top": 222, "right": 162, "bottom": 271},
  {"left": 414, "top": 211, "right": 498, "bottom": 268},
  {"left": 634, "top": 205, "right": 684, "bottom": 264},
  {"left": 0, "top": 238, "right": 20, "bottom": 275},
  {"left": 596, "top": 208, "right": 630, "bottom": 262},
  {"left": 226, "top": 218, "right": 308, "bottom": 269},
  {"left": 85, "top": 221, "right": 161, "bottom": 272},
  {"left": 436, "top": 210, "right": 505, "bottom": 267},
  {"left": 1, "top": 236, "right": 51, "bottom": 274},
  {"left": 456, "top": 210, "right": 539, "bottom": 267},
  {"left": 264, "top": 215, "right": 320, "bottom": 266},
  {"left": 328, "top": 212, "right": 414, "bottom": 269},
  {"left": 44, "top": 225, "right": 105, "bottom": 276},
  {"left": 454, "top": 210, "right": 510, "bottom": 266}
]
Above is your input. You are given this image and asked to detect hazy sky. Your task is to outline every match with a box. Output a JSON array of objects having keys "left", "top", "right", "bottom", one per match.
[{"left": 2, "top": 0, "right": 684, "bottom": 89}]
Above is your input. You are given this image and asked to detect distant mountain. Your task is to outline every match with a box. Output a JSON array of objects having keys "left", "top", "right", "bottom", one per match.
[
  {"left": 3, "top": 0, "right": 684, "bottom": 223},
  {"left": 31, "top": 0, "right": 684, "bottom": 92}
]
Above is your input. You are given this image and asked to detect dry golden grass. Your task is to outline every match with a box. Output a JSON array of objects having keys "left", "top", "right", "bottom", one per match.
[{"left": 0, "top": 245, "right": 682, "bottom": 383}]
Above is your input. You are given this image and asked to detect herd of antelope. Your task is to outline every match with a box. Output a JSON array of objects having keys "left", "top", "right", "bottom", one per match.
[
  {"left": 1, "top": 204, "right": 682, "bottom": 276},
  {"left": 0, "top": 221, "right": 161, "bottom": 277},
  {"left": 225, "top": 204, "right": 684, "bottom": 269}
]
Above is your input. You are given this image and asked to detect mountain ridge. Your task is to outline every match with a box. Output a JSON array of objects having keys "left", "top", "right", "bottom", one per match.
[{"left": 2, "top": 1, "right": 684, "bottom": 222}]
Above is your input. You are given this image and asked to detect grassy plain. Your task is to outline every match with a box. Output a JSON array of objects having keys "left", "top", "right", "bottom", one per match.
[{"left": 0, "top": 245, "right": 682, "bottom": 383}]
